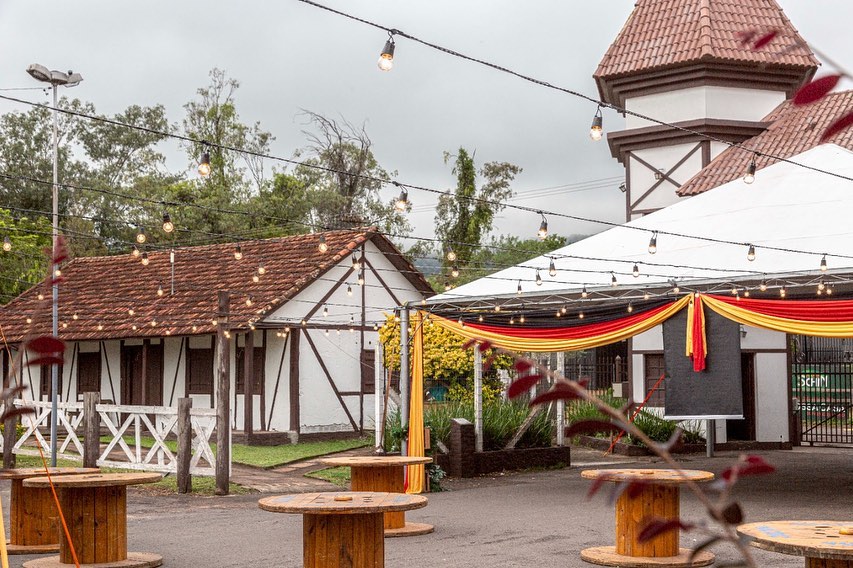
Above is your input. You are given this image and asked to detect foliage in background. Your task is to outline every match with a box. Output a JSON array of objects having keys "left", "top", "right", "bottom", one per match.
[
  {"left": 378, "top": 313, "right": 512, "bottom": 387},
  {"left": 445, "top": 376, "right": 503, "bottom": 404},
  {"left": 0, "top": 210, "right": 51, "bottom": 301}
]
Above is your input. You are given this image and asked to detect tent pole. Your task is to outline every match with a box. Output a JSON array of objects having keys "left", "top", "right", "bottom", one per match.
[
  {"left": 400, "top": 306, "right": 410, "bottom": 456},
  {"left": 474, "top": 346, "right": 483, "bottom": 452},
  {"left": 706, "top": 419, "right": 716, "bottom": 457},
  {"left": 556, "top": 351, "right": 565, "bottom": 446}
]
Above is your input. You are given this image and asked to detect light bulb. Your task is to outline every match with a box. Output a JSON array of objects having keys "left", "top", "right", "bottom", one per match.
[
  {"left": 561, "top": 306, "right": 567, "bottom": 314},
  {"left": 131, "top": 245, "right": 140, "bottom": 258},
  {"left": 444, "top": 281, "right": 451, "bottom": 291},
  {"left": 97, "top": 322, "right": 103, "bottom": 331},
  {"left": 128, "top": 308, "right": 135, "bottom": 316},
  {"left": 535, "top": 270, "right": 542, "bottom": 286},
  {"left": 747, "top": 244, "right": 756, "bottom": 262},
  {"left": 136, "top": 227, "right": 146, "bottom": 244},
  {"left": 54, "top": 268, "right": 61, "bottom": 277},
  {"left": 358, "top": 271, "right": 365, "bottom": 286},
  {"left": 478, "top": 314, "right": 484, "bottom": 322},
  {"left": 141, "top": 252, "right": 149, "bottom": 266},
  {"left": 517, "top": 281, "right": 523, "bottom": 296},
  {"left": 827, "top": 285, "right": 833, "bottom": 295},
  {"left": 743, "top": 160, "right": 756, "bottom": 184},
  {"left": 549, "top": 258, "right": 557, "bottom": 277},
  {"left": 234, "top": 245, "right": 243, "bottom": 260},
  {"left": 323, "top": 305, "right": 328, "bottom": 317},
  {"left": 318, "top": 235, "right": 328, "bottom": 253},
  {"left": 537, "top": 217, "right": 548, "bottom": 240},
  {"left": 352, "top": 255, "right": 361, "bottom": 270},
  {"left": 72, "top": 313, "right": 78, "bottom": 320},
  {"left": 347, "top": 284, "right": 353, "bottom": 297},
  {"left": 509, "top": 316, "right": 515, "bottom": 325},
  {"left": 589, "top": 110, "right": 603, "bottom": 141},
  {"left": 648, "top": 232, "right": 657, "bottom": 254},
  {"left": 25, "top": 316, "right": 32, "bottom": 324},
  {"left": 627, "top": 303, "right": 633, "bottom": 313},
  {"left": 378, "top": 38, "right": 395, "bottom": 71},
  {"left": 581, "top": 285, "right": 588, "bottom": 299},
  {"left": 198, "top": 151, "right": 211, "bottom": 177},
  {"left": 731, "top": 285, "right": 738, "bottom": 296},
  {"left": 157, "top": 284, "right": 164, "bottom": 297},
  {"left": 38, "top": 293, "right": 44, "bottom": 300},
  {"left": 760, "top": 279, "right": 768, "bottom": 292},
  {"left": 632, "top": 263, "right": 639, "bottom": 278},
  {"left": 643, "top": 291, "right": 650, "bottom": 300},
  {"left": 451, "top": 265, "right": 460, "bottom": 278},
  {"left": 820, "top": 255, "right": 827, "bottom": 272},
  {"left": 579, "top": 311, "right": 585, "bottom": 319},
  {"left": 818, "top": 279, "right": 826, "bottom": 291},
  {"left": 394, "top": 187, "right": 408, "bottom": 212},
  {"left": 519, "top": 314, "right": 525, "bottom": 324},
  {"left": 246, "top": 295, "right": 254, "bottom": 307},
  {"left": 252, "top": 274, "right": 260, "bottom": 283},
  {"left": 2, "top": 237, "right": 11, "bottom": 252},
  {"left": 325, "top": 329, "right": 329, "bottom": 337},
  {"left": 446, "top": 249, "right": 457, "bottom": 262},
  {"left": 611, "top": 273, "right": 617, "bottom": 287},
  {"left": 131, "top": 324, "right": 137, "bottom": 331},
  {"left": 162, "top": 212, "right": 174, "bottom": 233},
  {"left": 494, "top": 305, "right": 500, "bottom": 312},
  {"left": 258, "top": 263, "right": 266, "bottom": 275},
  {"left": 780, "top": 286, "right": 787, "bottom": 298},
  {"left": 151, "top": 320, "right": 157, "bottom": 327}
]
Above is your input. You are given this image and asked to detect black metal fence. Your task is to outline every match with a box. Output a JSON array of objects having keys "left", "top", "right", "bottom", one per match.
[{"left": 791, "top": 335, "right": 853, "bottom": 445}]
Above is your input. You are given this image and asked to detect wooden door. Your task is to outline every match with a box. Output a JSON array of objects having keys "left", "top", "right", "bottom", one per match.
[
  {"left": 727, "top": 353, "right": 756, "bottom": 441},
  {"left": 121, "top": 344, "right": 144, "bottom": 406}
]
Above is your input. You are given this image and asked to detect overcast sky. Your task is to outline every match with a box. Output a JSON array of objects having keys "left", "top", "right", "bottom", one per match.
[{"left": 1, "top": 1, "right": 850, "bottom": 246}]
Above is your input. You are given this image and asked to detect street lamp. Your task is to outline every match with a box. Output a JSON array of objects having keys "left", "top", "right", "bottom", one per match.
[{"left": 26, "top": 63, "right": 83, "bottom": 467}]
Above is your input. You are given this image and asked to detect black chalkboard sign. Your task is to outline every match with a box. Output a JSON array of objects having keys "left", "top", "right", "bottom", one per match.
[{"left": 662, "top": 305, "right": 744, "bottom": 419}]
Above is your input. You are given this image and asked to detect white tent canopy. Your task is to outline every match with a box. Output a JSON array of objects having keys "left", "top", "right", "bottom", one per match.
[{"left": 427, "top": 144, "right": 853, "bottom": 308}]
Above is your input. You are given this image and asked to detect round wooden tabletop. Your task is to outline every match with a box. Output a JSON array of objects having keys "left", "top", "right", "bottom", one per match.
[
  {"left": 581, "top": 468, "right": 715, "bottom": 485},
  {"left": 0, "top": 467, "right": 100, "bottom": 480},
  {"left": 737, "top": 521, "right": 853, "bottom": 560},
  {"left": 259, "top": 492, "right": 428, "bottom": 515},
  {"left": 320, "top": 456, "right": 433, "bottom": 467},
  {"left": 23, "top": 472, "right": 163, "bottom": 488}
]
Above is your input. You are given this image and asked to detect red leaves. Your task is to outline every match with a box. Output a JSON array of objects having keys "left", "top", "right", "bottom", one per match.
[
  {"left": 565, "top": 419, "right": 624, "bottom": 439},
  {"left": 638, "top": 518, "right": 693, "bottom": 543},
  {"left": 514, "top": 359, "right": 533, "bottom": 373},
  {"left": 27, "top": 355, "right": 65, "bottom": 367},
  {"left": 507, "top": 374, "right": 542, "bottom": 399},
  {"left": 794, "top": 75, "right": 841, "bottom": 105},
  {"left": 721, "top": 454, "right": 776, "bottom": 482},
  {"left": 528, "top": 382, "right": 581, "bottom": 406},
  {"left": 27, "top": 335, "right": 65, "bottom": 354},
  {"left": 461, "top": 338, "right": 492, "bottom": 352},
  {"left": 736, "top": 28, "right": 777, "bottom": 50},
  {"left": 751, "top": 30, "right": 778, "bottom": 50},
  {"left": 821, "top": 111, "right": 853, "bottom": 142}
]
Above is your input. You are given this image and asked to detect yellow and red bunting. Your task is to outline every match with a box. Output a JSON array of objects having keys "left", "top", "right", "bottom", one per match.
[{"left": 703, "top": 294, "right": 853, "bottom": 337}]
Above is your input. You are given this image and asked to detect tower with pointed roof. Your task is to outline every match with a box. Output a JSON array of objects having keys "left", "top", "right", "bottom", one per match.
[{"left": 595, "top": 0, "right": 818, "bottom": 220}]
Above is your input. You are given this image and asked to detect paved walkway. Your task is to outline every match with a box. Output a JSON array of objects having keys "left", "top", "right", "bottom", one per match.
[{"left": 229, "top": 444, "right": 636, "bottom": 493}]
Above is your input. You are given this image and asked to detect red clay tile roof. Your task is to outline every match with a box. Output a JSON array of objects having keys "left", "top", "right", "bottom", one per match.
[
  {"left": 677, "top": 90, "right": 853, "bottom": 196},
  {"left": 595, "top": 0, "right": 817, "bottom": 80},
  {"left": 0, "top": 228, "right": 432, "bottom": 343}
]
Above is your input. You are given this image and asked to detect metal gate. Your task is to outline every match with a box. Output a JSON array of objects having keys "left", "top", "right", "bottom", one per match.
[{"left": 791, "top": 336, "right": 853, "bottom": 444}]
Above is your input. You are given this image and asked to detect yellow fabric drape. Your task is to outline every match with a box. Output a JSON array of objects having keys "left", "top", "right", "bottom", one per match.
[
  {"left": 429, "top": 295, "right": 691, "bottom": 352},
  {"left": 685, "top": 295, "right": 694, "bottom": 358},
  {"left": 703, "top": 295, "right": 853, "bottom": 337},
  {"left": 405, "top": 310, "right": 425, "bottom": 494}
]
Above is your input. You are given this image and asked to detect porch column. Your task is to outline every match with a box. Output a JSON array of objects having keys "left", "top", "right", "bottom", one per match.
[{"left": 243, "top": 331, "right": 254, "bottom": 441}]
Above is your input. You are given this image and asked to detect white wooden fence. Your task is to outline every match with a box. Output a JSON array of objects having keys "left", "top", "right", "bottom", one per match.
[{"left": 7, "top": 400, "right": 223, "bottom": 476}]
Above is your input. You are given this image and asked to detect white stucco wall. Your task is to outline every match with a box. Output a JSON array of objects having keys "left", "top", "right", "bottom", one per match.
[
  {"left": 625, "top": 86, "right": 786, "bottom": 129},
  {"left": 629, "top": 144, "right": 701, "bottom": 212}
]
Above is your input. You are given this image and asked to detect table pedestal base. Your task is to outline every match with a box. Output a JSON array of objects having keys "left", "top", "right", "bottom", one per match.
[
  {"left": 305, "top": 512, "right": 384, "bottom": 568},
  {"left": 581, "top": 546, "right": 715, "bottom": 567},
  {"left": 22, "top": 551, "right": 163, "bottom": 568},
  {"left": 806, "top": 558, "right": 853, "bottom": 568},
  {"left": 7, "top": 542, "right": 59, "bottom": 555},
  {"left": 384, "top": 522, "right": 434, "bottom": 538}
]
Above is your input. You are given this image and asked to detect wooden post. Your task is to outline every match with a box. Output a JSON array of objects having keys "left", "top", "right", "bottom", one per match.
[
  {"left": 215, "top": 291, "right": 231, "bottom": 496},
  {"left": 83, "top": 391, "right": 101, "bottom": 468},
  {"left": 243, "top": 331, "right": 254, "bottom": 443},
  {"left": 473, "top": 346, "right": 483, "bottom": 453},
  {"left": 177, "top": 397, "right": 193, "bottom": 494},
  {"left": 556, "top": 351, "right": 566, "bottom": 447},
  {"left": 2, "top": 353, "right": 14, "bottom": 468}
]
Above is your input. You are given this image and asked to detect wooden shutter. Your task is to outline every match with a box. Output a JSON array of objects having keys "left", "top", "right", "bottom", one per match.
[
  {"left": 236, "top": 346, "right": 265, "bottom": 394},
  {"left": 361, "top": 349, "right": 375, "bottom": 394},
  {"left": 40, "top": 364, "right": 64, "bottom": 399},
  {"left": 186, "top": 348, "right": 214, "bottom": 394},
  {"left": 77, "top": 351, "right": 101, "bottom": 394}
]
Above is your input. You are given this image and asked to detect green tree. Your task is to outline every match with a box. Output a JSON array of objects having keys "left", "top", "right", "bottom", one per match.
[
  {"left": 435, "top": 148, "right": 521, "bottom": 275},
  {"left": 0, "top": 210, "right": 52, "bottom": 303},
  {"left": 459, "top": 234, "right": 580, "bottom": 285}
]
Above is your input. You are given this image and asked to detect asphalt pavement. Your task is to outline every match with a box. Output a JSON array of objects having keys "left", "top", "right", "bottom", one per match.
[{"left": 4, "top": 445, "right": 852, "bottom": 567}]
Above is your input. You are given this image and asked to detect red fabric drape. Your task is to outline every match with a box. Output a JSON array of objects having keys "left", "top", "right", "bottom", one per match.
[
  {"left": 707, "top": 295, "right": 853, "bottom": 322},
  {"left": 691, "top": 295, "right": 707, "bottom": 372}
]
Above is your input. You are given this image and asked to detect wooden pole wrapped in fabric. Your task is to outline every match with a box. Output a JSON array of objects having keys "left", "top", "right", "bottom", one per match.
[{"left": 215, "top": 291, "right": 231, "bottom": 496}]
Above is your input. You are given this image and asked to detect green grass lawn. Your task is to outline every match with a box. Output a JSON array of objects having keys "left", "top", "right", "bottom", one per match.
[
  {"left": 305, "top": 466, "right": 351, "bottom": 487},
  {"left": 231, "top": 437, "right": 371, "bottom": 468}
]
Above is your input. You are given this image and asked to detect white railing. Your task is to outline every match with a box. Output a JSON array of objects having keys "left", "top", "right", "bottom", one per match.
[{"left": 11, "top": 400, "right": 223, "bottom": 476}]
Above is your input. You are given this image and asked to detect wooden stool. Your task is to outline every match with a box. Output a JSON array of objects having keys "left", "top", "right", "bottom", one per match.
[
  {"left": 0, "top": 467, "right": 99, "bottom": 555},
  {"left": 320, "top": 455, "right": 433, "bottom": 537},
  {"left": 21, "top": 472, "right": 163, "bottom": 568},
  {"left": 580, "top": 468, "right": 716, "bottom": 567}
]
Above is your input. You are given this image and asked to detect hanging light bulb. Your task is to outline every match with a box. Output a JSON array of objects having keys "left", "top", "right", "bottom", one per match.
[
  {"left": 25, "top": 315, "right": 32, "bottom": 324},
  {"left": 373, "top": 322, "right": 379, "bottom": 331},
  {"left": 72, "top": 312, "right": 79, "bottom": 320},
  {"left": 252, "top": 274, "right": 260, "bottom": 283},
  {"left": 301, "top": 319, "right": 307, "bottom": 327},
  {"left": 136, "top": 226, "right": 146, "bottom": 244},
  {"left": 141, "top": 252, "right": 149, "bottom": 266},
  {"left": 192, "top": 325, "right": 198, "bottom": 332},
  {"left": 643, "top": 291, "right": 650, "bottom": 300},
  {"left": 377, "top": 33, "right": 396, "bottom": 71},
  {"left": 632, "top": 263, "right": 639, "bottom": 278},
  {"left": 517, "top": 280, "right": 523, "bottom": 296},
  {"left": 648, "top": 232, "right": 657, "bottom": 254},
  {"left": 743, "top": 159, "right": 756, "bottom": 184},
  {"left": 345, "top": 283, "right": 352, "bottom": 297},
  {"left": 537, "top": 214, "right": 548, "bottom": 241},
  {"left": 555, "top": 310, "right": 561, "bottom": 318},
  {"left": 2, "top": 236, "right": 11, "bottom": 252},
  {"left": 258, "top": 262, "right": 266, "bottom": 275},
  {"left": 578, "top": 311, "right": 585, "bottom": 319},
  {"left": 162, "top": 211, "right": 174, "bottom": 233},
  {"left": 509, "top": 316, "right": 515, "bottom": 325},
  {"left": 549, "top": 258, "right": 557, "bottom": 277},
  {"left": 817, "top": 287, "right": 823, "bottom": 296},
  {"left": 820, "top": 255, "right": 828, "bottom": 272},
  {"left": 818, "top": 279, "right": 826, "bottom": 291},
  {"left": 519, "top": 313, "right": 525, "bottom": 324},
  {"left": 744, "top": 289, "right": 750, "bottom": 297},
  {"left": 611, "top": 272, "right": 617, "bottom": 287},
  {"left": 97, "top": 322, "right": 103, "bottom": 331},
  {"left": 446, "top": 248, "right": 457, "bottom": 262},
  {"left": 561, "top": 306, "right": 567, "bottom": 314},
  {"left": 128, "top": 308, "right": 135, "bottom": 316},
  {"left": 457, "top": 316, "right": 464, "bottom": 326},
  {"left": 212, "top": 318, "right": 218, "bottom": 326},
  {"left": 325, "top": 329, "right": 330, "bottom": 337},
  {"left": 394, "top": 185, "right": 409, "bottom": 212},
  {"left": 323, "top": 305, "right": 328, "bottom": 317},
  {"left": 827, "top": 285, "right": 834, "bottom": 295},
  {"left": 627, "top": 302, "right": 634, "bottom": 313},
  {"left": 581, "top": 285, "right": 588, "bottom": 299},
  {"left": 352, "top": 254, "right": 361, "bottom": 270},
  {"left": 318, "top": 234, "right": 328, "bottom": 253},
  {"left": 198, "top": 147, "right": 211, "bottom": 177},
  {"left": 444, "top": 281, "right": 451, "bottom": 291},
  {"left": 151, "top": 319, "right": 157, "bottom": 327},
  {"left": 478, "top": 314, "right": 484, "bottom": 322},
  {"left": 589, "top": 106, "right": 603, "bottom": 141},
  {"left": 38, "top": 293, "right": 44, "bottom": 300},
  {"left": 358, "top": 270, "right": 365, "bottom": 286},
  {"left": 131, "top": 324, "right": 137, "bottom": 331},
  {"left": 54, "top": 268, "right": 61, "bottom": 278},
  {"left": 780, "top": 286, "right": 787, "bottom": 298},
  {"left": 131, "top": 245, "right": 140, "bottom": 258},
  {"left": 535, "top": 270, "right": 543, "bottom": 286},
  {"left": 451, "top": 265, "right": 460, "bottom": 278},
  {"left": 157, "top": 283, "right": 164, "bottom": 297},
  {"left": 731, "top": 285, "right": 738, "bottom": 295},
  {"left": 246, "top": 295, "right": 254, "bottom": 307},
  {"left": 494, "top": 305, "right": 501, "bottom": 312},
  {"left": 760, "top": 279, "right": 768, "bottom": 292},
  {"left": 234, "top": 245, "right": 243, "bottom": 260},
  {"left": 747, "top": 244, "right": 756, "bottom": 262}
]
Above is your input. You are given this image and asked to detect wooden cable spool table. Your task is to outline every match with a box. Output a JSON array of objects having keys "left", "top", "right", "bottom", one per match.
[
  {"left": 580, "top": 468, "right": 716, "bottom": 568},
  {"left": 0, "top": 467, "right": 100, "bottom": 555},
  {"left": 21, "top": 472, "right": 163, "bottom": 568},
  {"left": 319, "top": 455, "right": 433, "bottom": 537},
  {"left": 737, "top": 520, "right": 853, "bottom": 568},
  {"left": 259, "top": 491, "right": 428, "bottom": 568}
]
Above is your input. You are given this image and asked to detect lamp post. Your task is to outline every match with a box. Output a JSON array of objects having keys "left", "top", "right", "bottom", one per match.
[{"left": 26, "top": 64, "right": 83, "bottom": 466}]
